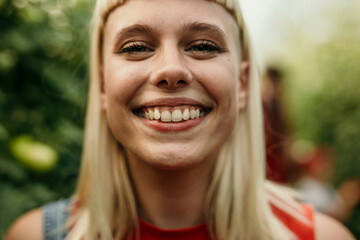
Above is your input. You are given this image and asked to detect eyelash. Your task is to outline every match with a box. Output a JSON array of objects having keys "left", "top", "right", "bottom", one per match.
[
  {"left": 118, "top": 42, "right": 153, "bottom": 54},
  {"left": 186, "top": 40, "right": 222, "bottom": 53},
  {"left": 117, "top": 40, "right": 222, "bottom": 55}
]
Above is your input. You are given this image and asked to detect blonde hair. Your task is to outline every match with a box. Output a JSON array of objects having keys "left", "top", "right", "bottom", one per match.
[{"left": 69, "top": 0, "right": 304, "bottom": 239}]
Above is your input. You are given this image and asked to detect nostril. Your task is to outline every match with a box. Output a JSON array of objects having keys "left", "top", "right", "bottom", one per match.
[
  {"left": 154, "top": 78, "right": 190, "bottom": 89},
  {"left": 177, "top": 80, "right": 186, "bottom": 85},
  {"left": 158, "top": 80, "right": 168, "bottom": 86}
]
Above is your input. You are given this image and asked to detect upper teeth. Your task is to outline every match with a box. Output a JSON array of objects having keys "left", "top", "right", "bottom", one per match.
[{"left": 142, "top": 107, "right": 202, "bottom": 122}]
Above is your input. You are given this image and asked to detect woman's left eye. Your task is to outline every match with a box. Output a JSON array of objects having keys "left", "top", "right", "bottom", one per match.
[{"left": 186, "top": 40, "right": 222, "bottom": 53}]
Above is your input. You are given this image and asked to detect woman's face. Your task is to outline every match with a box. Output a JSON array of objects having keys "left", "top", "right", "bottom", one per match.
[{"left": 102, "top": 0, "right": 246, "bottom": 170}]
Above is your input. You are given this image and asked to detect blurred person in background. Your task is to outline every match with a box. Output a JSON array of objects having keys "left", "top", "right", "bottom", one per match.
[
  {"left": 296, "top": 146, "right": 360, "bottom": 223},
  {"left": 262, "top": 67, "right": 295, "bottom": 183},
  {"left": 4, "top": 0, "right": 356, "bottom": 239}
]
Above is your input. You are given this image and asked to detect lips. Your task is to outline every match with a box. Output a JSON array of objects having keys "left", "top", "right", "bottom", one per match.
[
  {"left": 132, "top": 98, "right": 212, "bottom": 124},
  {"left": 135, "top": 106, "right": 211, "bottom": 122}
]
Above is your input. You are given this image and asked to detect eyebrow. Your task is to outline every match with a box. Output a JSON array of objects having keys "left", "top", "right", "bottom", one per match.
[
  {"left": 181, "top": 22, "right": 227, "bottom": 39},
  {"left": 113, "top": 24, "right": 155, "bottom": 51},
  {"left": 117, "top": 23, "right": 154, "bottom": 35},
  {"left": 112, "top": 22, "right": 227, "bottom": 52}
]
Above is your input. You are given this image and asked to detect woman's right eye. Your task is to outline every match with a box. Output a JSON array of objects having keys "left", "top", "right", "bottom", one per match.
[{"left": 117, "top": 42, "right": 154, "bottom": 55}]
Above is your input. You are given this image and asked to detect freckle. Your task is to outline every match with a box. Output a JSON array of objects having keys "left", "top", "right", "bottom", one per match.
[{"left": 227, "top": 58, "right": 230, "bottom": 62}]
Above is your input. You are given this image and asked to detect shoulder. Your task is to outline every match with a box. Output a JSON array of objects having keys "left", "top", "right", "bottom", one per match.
[
  {"left": 314, "top": 212, "right": 355, "bottom": 240},
  {"left": 266, "top": 182, "right": 355, "bottom": 240},
  {"left": 5, "top": 208, "right": 43, "bottom": 240}
]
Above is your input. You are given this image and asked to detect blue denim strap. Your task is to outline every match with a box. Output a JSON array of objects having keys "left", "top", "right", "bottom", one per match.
[{"left": 42, "top": 199, "right": 71, "bottom": 240}]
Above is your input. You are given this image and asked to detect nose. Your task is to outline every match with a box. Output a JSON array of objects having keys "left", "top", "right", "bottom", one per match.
[{"left": 149, "top": 46, "right": 192, "bottom": 89}]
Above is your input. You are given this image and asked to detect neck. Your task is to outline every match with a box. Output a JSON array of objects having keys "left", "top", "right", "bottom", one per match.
[{"left": 127, "top": 153, "right": 214, "bottom": 229}]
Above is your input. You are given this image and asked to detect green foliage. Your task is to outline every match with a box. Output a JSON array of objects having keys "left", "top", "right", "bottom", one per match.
[
  {"left": 0, "top": 0, "right": 91, "bottom": 236},
  {"left": 287, "top": 20, "right": 360, "bottom": 183},
  {"left": 285, "top": 4, "right": 360, "bottom": 236}
]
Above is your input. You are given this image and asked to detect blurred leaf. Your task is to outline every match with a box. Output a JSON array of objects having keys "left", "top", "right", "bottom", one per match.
[
  {"left": 0, "top": 49, "right": 18, "bottom": 71},
  {"left": 0, "top": 158, "right": 27, "bottom": 182},
  {"left": 0, "top": 124, "right": 9, "bottom": 141}
]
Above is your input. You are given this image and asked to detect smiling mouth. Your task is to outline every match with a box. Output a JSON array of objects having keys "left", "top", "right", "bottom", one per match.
[{"left": 133, "top": 106, "right": 212, "bottom": 123}]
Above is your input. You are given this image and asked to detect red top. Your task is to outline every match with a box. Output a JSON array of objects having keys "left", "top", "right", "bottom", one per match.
[
  {"left": 271, "top": 204, "right": 315, "bottom": 240},
  {"left": 135, "top": 219, "right": 210, "bottom": 240},
  {"left": 71, "top": 201, "right": 314, "bottom": 240},
  {"left": 131, "top": 204, "right": 314, "bottom": 240}
]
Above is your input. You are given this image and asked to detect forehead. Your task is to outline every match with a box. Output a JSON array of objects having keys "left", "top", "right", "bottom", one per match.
[{"left": 105, "top": 0, "right": 239, "bottom": 41}]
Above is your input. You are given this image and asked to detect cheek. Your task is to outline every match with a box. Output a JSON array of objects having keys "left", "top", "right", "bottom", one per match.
[
  {"left": 103, "top": 58, "right": 146, "bottom": 107},
  {"left": 194, "top": 57, "right": 239, "bottom": 108}
]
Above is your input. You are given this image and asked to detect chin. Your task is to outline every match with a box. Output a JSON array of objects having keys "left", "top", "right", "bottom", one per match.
[
  {"left": 150, "top": 155, "right": 204, "bottom": 171},
  {"left": 156, "top": 149, "right": 203, "bottom": 168},
  {"left": 128, "top": 146, "right": 209, "bottom": 171}
]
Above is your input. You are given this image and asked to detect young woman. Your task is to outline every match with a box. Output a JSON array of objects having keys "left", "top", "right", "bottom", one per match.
[{"left": 6, "top": 0, "right": 355, "bottom": 239}]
